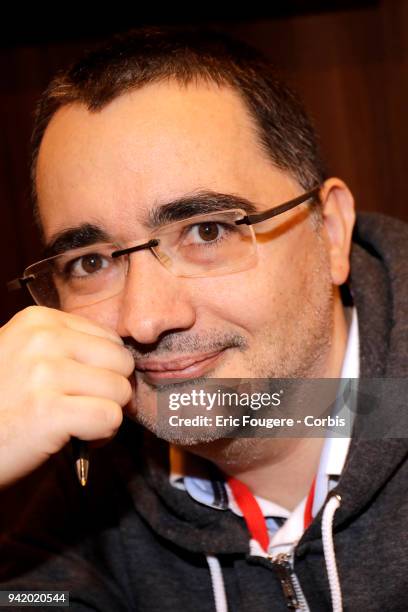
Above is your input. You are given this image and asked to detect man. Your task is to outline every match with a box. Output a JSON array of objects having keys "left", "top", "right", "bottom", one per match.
[{"left": 0, "top": 27, "right": 407, "bottom": 611}]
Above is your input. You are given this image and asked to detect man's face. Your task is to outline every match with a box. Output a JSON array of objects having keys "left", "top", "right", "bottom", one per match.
[{"left": 36, "top": 81, "right": 335, "bottom": 444}]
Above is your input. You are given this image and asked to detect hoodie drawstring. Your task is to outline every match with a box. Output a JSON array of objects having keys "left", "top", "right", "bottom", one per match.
[
  {"left": 207, "top": 555, "right": 228, "bottom": 612},
  {"left": 206, "top": 493, "right": 343, "bottom": 612},
  {"left": 322, "top": 493, "right": 343, "bottom": 612}
]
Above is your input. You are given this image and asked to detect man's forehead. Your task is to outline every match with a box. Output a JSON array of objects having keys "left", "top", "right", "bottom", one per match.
[
  {"left": 36, "top": 79, "right": 292, "bottom": 242},
  {"left": 38, "top": 79, "right": 263, "bottom": 165}
]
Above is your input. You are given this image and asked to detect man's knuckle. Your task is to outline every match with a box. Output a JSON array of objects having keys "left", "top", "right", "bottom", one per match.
[
  {"left": 104, "top": 402, "right": 123, "bottom": 432},
  {"left": 28, "top": 327, "right": 58, "bottom": 354},
  {"left": 29, "top": 358, "right": 56, "bottom": 388},
  {"left": 124, "top": 351, "right": 135, "bottom": 375},
  {"left": 20, "top": 306, "right": 49, "bottom": 325},
  {"left": 29, "top": 388, "right": 55, "bottom": 422},
  {"left": 121, "top": 379, "right": 133, "bottom": 404}
]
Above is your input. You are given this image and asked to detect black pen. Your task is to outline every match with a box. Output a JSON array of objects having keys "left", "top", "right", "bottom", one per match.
[{"left": 72, "top": 438, "right": 90, "bottom": 487}]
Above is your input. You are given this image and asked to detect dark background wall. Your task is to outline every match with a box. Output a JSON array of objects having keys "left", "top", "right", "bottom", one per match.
[{"left": 1, "top": 0, "right": 407, "bottom": 325}]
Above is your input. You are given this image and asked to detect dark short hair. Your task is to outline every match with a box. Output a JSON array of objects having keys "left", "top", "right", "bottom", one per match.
[{"left": 31, "top": 26, "right": 326, "bottom": 222}]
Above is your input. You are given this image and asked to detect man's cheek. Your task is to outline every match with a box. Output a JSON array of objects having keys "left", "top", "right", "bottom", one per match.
[
  {"left": 192, "top": 273, "right": 267, "bottom": 321},
  {"left": 67, "top": 301, "right": 121, "bottom": 332}
]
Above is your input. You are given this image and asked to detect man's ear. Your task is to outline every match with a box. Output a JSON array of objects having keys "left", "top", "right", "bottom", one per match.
[{"left": 320, "top": 178, "right": 356, "bottom": 286}]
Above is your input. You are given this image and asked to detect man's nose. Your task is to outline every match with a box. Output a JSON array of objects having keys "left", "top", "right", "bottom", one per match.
[{"left": 115, "top": 250, "right": 196, "bottom": 344}]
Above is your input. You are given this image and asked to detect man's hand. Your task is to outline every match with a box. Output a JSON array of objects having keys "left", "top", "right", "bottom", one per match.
[{"left": 0, "top": 306, "right": 134, "bottom": 488}]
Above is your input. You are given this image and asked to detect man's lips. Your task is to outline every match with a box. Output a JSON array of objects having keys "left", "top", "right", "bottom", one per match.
[{"left": 135, "top": 349, "right": 226, "bottom": 381}]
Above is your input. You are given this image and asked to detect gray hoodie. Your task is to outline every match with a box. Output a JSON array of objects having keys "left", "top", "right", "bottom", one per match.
[{"left": 0, "top": 212, "right": 407, "bottom": 611}]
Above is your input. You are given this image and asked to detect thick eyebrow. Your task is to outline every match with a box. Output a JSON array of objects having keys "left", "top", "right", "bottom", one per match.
[
  {"left": 42, "top": 192, "right": 259, "bottom": 257},
  {"left": 147, "top": 191, "right": 259, "bottom": 229},
  {"left": 43, "top": 224, "right": 112, "bottom": 258}
]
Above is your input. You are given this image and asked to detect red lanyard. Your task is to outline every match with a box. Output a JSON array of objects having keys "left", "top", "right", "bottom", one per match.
[{"left": 228, "top": 476, "right": 316, "bottom": 553}]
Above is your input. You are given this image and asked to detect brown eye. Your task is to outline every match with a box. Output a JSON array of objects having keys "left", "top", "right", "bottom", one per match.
[
  {"left": 67, "top": 254, "right": 109, "bottom": 278},
  {"left": 198, "top": 223, "right": 220, "bottom": 241},
  {"left": 81, "top": 255, "right": 103, "bottom": 274}
]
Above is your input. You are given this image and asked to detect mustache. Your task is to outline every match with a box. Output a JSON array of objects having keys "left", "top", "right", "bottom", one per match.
[{"left": 123, "top": 330, "right": 248, "bottom": 361}]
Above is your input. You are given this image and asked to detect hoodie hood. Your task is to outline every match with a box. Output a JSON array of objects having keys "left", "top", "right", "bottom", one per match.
[
  {"left": 111, "top": 212, "right": 408, "bottom": 556},
  {"left": 298, "top": 212, "right": 408, "bottom": 549}
]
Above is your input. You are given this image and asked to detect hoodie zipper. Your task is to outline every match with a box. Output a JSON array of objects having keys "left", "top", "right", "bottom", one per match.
[{"left": 268, "top": 551, "right": 310, "bottom": 611}]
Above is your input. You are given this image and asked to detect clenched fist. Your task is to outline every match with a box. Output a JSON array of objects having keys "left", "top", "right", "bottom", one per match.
[{"left": 0, "top": 306, "right": 134, "bottom": 488}]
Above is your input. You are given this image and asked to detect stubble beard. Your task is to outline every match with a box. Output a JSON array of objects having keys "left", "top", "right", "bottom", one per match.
[
  {"left": 182, "top": 241, "right": 336, "bottom": 467},
  {"left": 130, "top": 233, "right": 335, "bottom": 467}
]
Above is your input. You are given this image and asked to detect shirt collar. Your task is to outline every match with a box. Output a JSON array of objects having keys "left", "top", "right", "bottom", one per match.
[{"left": 169, "top": 306, "right": 359, "bottom": 516}]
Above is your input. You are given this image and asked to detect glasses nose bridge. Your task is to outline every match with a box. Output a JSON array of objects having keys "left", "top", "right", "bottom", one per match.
[
  {"left": 113, "top": 238, "right": 172, "bottom": 292},
  {"left": 111, "top": 238, "right": 160, "bottom": 261}
]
